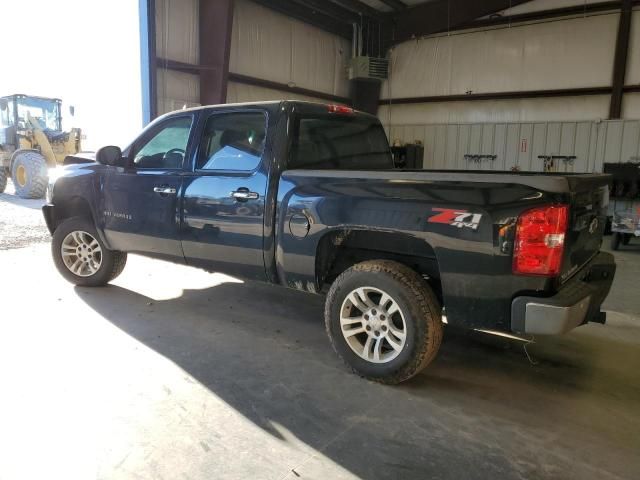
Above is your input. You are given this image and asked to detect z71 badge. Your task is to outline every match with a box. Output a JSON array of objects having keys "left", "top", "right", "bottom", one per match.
[{"left": 428, "top": 208, "right": 482, "bottom": 231}]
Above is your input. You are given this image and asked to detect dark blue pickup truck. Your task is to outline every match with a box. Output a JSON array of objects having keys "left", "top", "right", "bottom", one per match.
[{"left": 43, "top": 101, "right": 616, "bottom": 384}]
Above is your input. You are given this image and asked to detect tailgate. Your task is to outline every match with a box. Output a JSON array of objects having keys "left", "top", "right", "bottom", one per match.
[{"left": 560, "top": 174, "right": 610, "bottom": 283}]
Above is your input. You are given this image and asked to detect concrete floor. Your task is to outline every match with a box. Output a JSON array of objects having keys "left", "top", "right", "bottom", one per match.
[{"left": 1, "top": 183, "right": 639, "bottom": 480}]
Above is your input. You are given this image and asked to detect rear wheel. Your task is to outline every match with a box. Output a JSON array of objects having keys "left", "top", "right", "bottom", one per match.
[
  {"left": 325, "top": 260, "right": 443, "bottom": 384},
  {"left": 611, "top": 232, "right": 622, "bottom": 251},
  {"left": 52, "top": 217, "right": 127, "bottom": 287},
  {"left": 622, "top": 234, "right": 632, "bottom": 246},
  {"left": 0, "top": 168, "right": 7, "bottom": 193},
  {"left": 11, "top": 151, "right": 48, "bottom": 198}
]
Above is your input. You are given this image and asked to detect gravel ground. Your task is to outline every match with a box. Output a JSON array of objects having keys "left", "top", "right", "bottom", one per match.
[{"left": 0, "top": 179, "right": 49, "bottom": 249}]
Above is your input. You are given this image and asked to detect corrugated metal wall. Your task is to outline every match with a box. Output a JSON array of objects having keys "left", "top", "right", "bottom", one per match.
[
  {"left": 153, "top": 0, "right": 351, "bottom": 114},
  {"left": 155, "top": 0, "right": 200, "bottom": 115},
  {"left": 227, "top": 0, "right": 350, "bottom": 104},
  {"left": 384, "top": 13, "right": 619, "bottom": 98},
  {"left": 380, "top": 7, "right": 640, "bottom": 124},
  {"left": 385, "top": 120, "right": 640, "bottom": 172}
]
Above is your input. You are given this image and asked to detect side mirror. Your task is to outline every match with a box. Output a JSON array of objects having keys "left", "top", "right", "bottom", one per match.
[
  {"left": 69, "top": 105, "right": 75, "bottom": 116},
  {"left": 0, "top": 99, "right": 7, "bottom": 111},
  {"left": 96, "top": 145, "right": 124, "bottom": 166}
]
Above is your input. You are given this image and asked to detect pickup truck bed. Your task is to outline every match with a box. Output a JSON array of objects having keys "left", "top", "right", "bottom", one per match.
[{"left": 43, "top": 100, "right": 616, "bottom": 384}]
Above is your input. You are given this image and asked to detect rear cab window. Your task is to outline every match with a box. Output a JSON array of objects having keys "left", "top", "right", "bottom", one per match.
[{"left": 289, "top": 112, "right": 393, "bottom": 170}]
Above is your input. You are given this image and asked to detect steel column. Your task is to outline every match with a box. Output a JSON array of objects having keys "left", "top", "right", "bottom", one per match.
[
  {"left": 609, "top": 0, "right": 633, "bottom": 119},
  {"left": 199, "top": 0, "right": 234, "bottom": 106},
  {"left": 139, "top": 0, "right": 156, "bottom": 123}
]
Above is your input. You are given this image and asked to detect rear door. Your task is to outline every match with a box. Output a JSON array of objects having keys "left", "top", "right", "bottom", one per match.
[
  {"left": 180, "top": 110, "right": 269, "bottom": 280},
  {"left": 101, "top": 114, "right": 194, "bottom": 260}
]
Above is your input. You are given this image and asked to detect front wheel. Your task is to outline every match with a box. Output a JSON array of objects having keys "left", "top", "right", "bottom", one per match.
[
  {"left": 325, "top": 260, "right": 443, "bottom": 384},
  {"left": 52, "top": 217, "right": 127, "bottom": 287}
]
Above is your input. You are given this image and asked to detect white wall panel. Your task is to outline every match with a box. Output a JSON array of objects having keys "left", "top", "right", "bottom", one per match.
[
  {"left": 157, "top": 69, "right": 200, "bottom": 115},
  {"left": 626, "top": 10, "right": 640, "bottom": 84},
  {"left": 226, "top": 82, "right": 326, "bottom": 104},
  {"left": 384, "top": 14, "right": 618, "bottom": 99},
  {"left": 155, "top": 0, "right": 198, "bottom": 64},
  {"left": 379, "top": 95, "right": 611, "bottom": 125},
  {"left": 385, "top": 120, "right": 639, "bottom": 172},
  {"left": 230, "top": 0, "right": 350, "bottom": 98}
]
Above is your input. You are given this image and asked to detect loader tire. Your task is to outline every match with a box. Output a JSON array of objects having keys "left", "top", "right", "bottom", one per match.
[
  {"left": 0, "top": 168, "right": 7, "bottom": 193},
  {"left": 11, "top": 151, "right": 48, "bottom": 199}
]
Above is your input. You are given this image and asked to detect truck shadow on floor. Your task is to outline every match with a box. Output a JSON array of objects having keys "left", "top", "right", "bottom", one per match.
[{"left": 76, "top": 281, "right": 640, "bottom": 480}]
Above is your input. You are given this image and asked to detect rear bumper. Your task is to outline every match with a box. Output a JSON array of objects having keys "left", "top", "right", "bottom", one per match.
[
  {"left": 511, "top": 252, "right": 616, "bottom": 335},
  {"left": 42, "top": 204, "right": 56, "bottom": 234}
]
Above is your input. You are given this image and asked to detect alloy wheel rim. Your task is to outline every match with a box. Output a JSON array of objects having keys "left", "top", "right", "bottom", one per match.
[
  {"left": 61, "top": 231, "right": 103, "bottom": 277},
  {"left": 340, "top": 286, "right": 407, "bottom": 364}
]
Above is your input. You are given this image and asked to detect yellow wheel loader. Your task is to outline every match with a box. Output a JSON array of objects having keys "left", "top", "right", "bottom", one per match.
[{"left": 0, "top": 94, "right": 82, "bottom": 198}]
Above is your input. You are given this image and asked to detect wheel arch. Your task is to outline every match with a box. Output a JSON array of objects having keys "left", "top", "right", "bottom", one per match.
[
  {"left": 315, "top": 229, "right": 442, "bottom": 300},
  {"left": 52, "top": 196, "right": 95, "bottom": 230}
]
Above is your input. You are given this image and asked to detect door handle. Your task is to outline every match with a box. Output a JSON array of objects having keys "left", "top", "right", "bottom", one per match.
[
  {"left": 231, "top": 189, "right": 259, "bottom": 201},
  {"left": 153, "top": 186, "right": 176, "bottom": 195}
]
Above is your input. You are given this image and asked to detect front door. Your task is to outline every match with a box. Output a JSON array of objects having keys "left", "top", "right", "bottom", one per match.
[
  {"left": 101, "top": 114, "right": 194, "bottom": 260},
  {"left": 181, "top": 110, "right": 269, "bottom": 280}
]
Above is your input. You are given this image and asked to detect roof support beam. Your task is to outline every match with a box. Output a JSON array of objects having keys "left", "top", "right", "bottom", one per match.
[
  {"left": 609, "top": 0, "right": 633, "bottom": 119},
  {"left": 389, "top": 0, "right": 531, "bottom": 46},
  {"left": 462, "top": 0, "right": 640, "bottom": 29},
  {"left": 379, "top": 86, "right": 615, "bottom": 105},
  {"left": 289, "top": 0, "right": 362, "bottom": 24},
  {"left": 199, "top": 0, "right": 234, "bottom": 106},
  {"left": 251, "top": 0, "right": 352, "bottom": 38},
  {"left": 155, "top": 58, "right": 352, "bottom": 105},
  {"left": 328, "top": 0, "right": 386, "bottom": 19},
  {"left": 228, "top": 73, "right": 352, "bottom": 104},
  {"left": 379, "top": 0, "right": 407, "bottom": 11}
]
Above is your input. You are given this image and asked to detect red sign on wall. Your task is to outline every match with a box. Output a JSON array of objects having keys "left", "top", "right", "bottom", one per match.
[{"left": 520, "top": 139, "right": 528, "bottom": 153}]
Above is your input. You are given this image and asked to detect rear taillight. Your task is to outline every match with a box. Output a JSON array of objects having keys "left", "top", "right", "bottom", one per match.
[
  {"left": 513, "top": 204, "right": 569, "bottom": 276},
  {"left": 327, "top": 104, "right": 354, "bottom": 114}
]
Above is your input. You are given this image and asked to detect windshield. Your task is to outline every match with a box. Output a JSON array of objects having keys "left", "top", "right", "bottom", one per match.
[
  {"left": 289, "top": 114, "right": 393, "bottom": 170},
  {"left": 16, "top": 97, "right": 61, "bottom": 131}
]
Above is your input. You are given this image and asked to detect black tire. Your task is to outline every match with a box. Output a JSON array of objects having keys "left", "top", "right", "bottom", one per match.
[
  {"left": 610, "top": 232, "right": 621, "bottom": 251},
  {"left": 52, "top": 217, "right": 127, "bottom": 287},
  {"left": 325, "top": 260, "right": 443, "bottom": 384},
  {"left": 622, "top": 234, "right": 632, "bottom": 246},
  {"left": 0, "top": 167, "right": 7, "bottom": 193},
  {"left": 11, "top": 151, "right": 48, "bottom": 198}
]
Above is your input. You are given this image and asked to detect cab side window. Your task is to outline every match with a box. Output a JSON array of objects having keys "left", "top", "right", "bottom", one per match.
[
  {"left": 133, "top": 116, "right": 192, "bottom": 169},
  {"left": 196, "top": 112, "right": 266, "bottom": 171}
]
